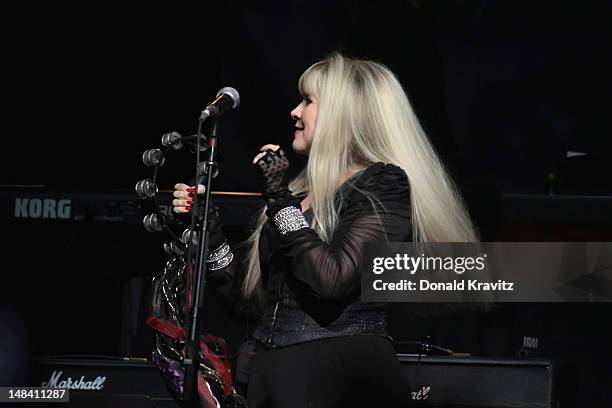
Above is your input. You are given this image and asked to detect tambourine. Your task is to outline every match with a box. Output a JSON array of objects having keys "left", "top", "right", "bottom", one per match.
[
  {"left": 136, "top": 131, "right": 216, "bottom": 247},
  {"left": 136, "top": 131, "right": 245, "bottom": 407}
]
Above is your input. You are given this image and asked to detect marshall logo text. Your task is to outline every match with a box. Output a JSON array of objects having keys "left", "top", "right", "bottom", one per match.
[
  {"left": 41, "top": 370, "right": 106, "bottom": 390},
  {"left": 411, "top": 385, "right": 431, "bottom": 401}
]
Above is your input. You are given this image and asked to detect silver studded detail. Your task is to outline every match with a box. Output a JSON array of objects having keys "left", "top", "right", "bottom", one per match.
[
  {"left": 208, "top": 252, "right": 234, "bottom": 271},
  {"left": 273, "top": 206, "right": 309, "bottom": 235},
  {"left": 207, "top": 241, "right": 230, "bottom": 263}
]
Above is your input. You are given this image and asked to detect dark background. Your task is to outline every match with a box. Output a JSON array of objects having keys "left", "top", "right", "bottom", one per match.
[{"left": 2, "top": 1, "right": 612, "bottom": 406}]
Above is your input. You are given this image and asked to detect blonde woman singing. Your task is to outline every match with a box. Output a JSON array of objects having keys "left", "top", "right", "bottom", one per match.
[{"left": 173, "top": 53, "right": 477, "bottom": 407}]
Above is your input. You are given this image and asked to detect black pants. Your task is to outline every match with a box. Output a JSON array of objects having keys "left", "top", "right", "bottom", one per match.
[{"left": 245, "top": 335, "right": 411, "bottom": 408}]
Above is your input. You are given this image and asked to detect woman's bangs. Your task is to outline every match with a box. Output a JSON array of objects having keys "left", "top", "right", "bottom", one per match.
[{"left": 298, "top": 62, "right": 325, "bottom": 98}]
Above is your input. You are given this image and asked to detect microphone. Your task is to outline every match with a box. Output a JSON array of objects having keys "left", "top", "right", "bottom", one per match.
[{"left": 200, "top": 87, "right": 240, "bottom": 121}]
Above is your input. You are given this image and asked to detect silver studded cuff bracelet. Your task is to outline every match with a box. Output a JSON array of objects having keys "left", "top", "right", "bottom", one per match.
[
  {"left": 208, "top": 251, "right": 234, "bottom": 271},
  {"left": 273, "top": 206, "right": 309, "bottom": 235},
  {"left": 207, "top": 241, "right": 230, "bottom": 263}
]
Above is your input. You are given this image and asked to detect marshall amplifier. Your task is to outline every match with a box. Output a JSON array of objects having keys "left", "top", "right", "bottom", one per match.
[
  {"left": 31, "top": 356, "right": 180, "bottom": 407},
  {"left": 398, "top": 355, "right": 563, "bottom": 407}
]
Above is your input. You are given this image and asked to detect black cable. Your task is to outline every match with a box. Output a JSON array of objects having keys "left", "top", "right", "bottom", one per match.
[{"left": 393, "top": 340, "right": 454, "bottom": 356}]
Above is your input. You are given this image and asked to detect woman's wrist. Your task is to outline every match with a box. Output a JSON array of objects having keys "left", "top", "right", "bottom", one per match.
[
  {"left": 207, "top": 240, "right": 230, "bottom": 262},
  {"left": 208, "top": 251, "right": 234, "bottom": 271},
  {"left": 273, "top": 206, "right": 309, "bottom": 235},
  {"left": 207, "top": 240, "right": 234, "bottom": 270},
  {"left": 265, "top": 193, "right": 302, "bottom": 218}
]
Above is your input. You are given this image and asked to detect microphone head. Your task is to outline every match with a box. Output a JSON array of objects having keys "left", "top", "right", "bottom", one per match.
[{"left": 217, "top": 87, "right": 240, "bottom": 109}]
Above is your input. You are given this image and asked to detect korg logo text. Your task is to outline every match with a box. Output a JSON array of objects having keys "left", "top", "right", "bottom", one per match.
[{"left": 14, "top": 198, "right": 72, "bottom": 219}]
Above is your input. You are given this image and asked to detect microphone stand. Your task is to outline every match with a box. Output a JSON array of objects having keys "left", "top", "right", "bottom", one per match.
[{"left": 182, "top": 117, "right": 218, "bottom": 406}]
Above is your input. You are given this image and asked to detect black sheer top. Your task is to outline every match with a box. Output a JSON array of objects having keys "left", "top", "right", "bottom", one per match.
[
  {"left": 209, "top": 162, "right": 412, "bottom": 347},
  {"left": 279, "top": 162, "right": 412, "bottom": 298}
]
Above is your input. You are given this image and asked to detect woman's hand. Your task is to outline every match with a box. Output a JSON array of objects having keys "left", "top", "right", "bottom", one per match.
[
  {"left": 173, "top": 182, "right": 226, "bottom": 249},
  {"left": 172, "top": 183, "right": 205, "bottom": 213},
  {"left": 253, "top": 144, "right": 302, "bottom": 219},
  {"left": 253, "top": 144, "right": 290, "bottom": 198}
]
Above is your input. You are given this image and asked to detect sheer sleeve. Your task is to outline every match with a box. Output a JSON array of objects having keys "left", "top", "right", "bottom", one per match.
[
  {"left": 207, "top": 248, "right": 265, "bottom": 322},
  {"left": 204, "top": 207, "right": 264, "bottom": 322},
  {"left": 279, "top": 163, "right": 412, "bottom": 300}
]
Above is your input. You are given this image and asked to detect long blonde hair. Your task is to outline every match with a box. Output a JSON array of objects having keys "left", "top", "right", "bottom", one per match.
[{"left": 242, "top": 52, "right": 478, "bottom": 298}]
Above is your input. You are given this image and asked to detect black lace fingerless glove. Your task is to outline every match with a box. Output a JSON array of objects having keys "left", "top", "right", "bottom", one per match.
[{"left": 254, "top": 148, "right": 301, "bottom": 219}]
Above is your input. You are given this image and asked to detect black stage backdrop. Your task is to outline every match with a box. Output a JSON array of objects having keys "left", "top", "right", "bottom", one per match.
[{"left": 2, "top": 2, "right": 612, "bottom": 406}]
